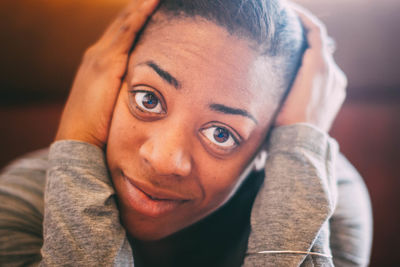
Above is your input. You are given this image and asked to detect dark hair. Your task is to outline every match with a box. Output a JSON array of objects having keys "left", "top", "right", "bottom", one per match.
[{"left": 143, "top": 0, "right": 306, "bottom": 103}]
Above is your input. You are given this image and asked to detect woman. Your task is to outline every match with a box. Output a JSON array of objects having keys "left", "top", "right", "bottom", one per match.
[{"left": 0, "top": 0, "right": 372, "bottom": 266}]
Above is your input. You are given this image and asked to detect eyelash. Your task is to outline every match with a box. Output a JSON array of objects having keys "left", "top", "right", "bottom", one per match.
[
  {"left": 129, "top": 88, "right": 242, "bottom": 154},
  {"left": 129, "top": 89, "right": 167, "bottom": 119},
  {"left": 199, "top": 123, "right": 242, "bottom": 153}
]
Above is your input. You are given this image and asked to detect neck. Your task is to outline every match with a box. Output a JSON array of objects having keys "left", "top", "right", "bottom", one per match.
[{"left": 129, "top": 169, "right": 265, "bottom": 267}]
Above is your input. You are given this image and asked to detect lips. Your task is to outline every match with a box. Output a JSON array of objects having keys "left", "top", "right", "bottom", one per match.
[
  {"left": 124, "top": 173, "right": 190, "bottom": 201},
  {"left": 121, "top": 172, "right": 190, "bottom": 217}
]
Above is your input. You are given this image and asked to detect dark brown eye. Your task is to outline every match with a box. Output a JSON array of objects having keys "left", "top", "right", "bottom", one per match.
[
  {"left": 142, "top": 93, "right": 158, "bottom": 109},
  {"left": 200, "top": 125, "right": 238, "bottom": 150},
  {"left": 213, "top": 127, "right": 229, "bottom": 143},
  {"left": 133, "top": 91, "right": 164, "bottom": 114}
]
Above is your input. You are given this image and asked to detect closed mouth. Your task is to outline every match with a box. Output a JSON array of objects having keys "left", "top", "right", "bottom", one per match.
[
  {"left": 120, "top": 171, "right": 192, "bottom": 218},
  {"left": 122, "top": 172, "right": 190, "bottom": 203}
]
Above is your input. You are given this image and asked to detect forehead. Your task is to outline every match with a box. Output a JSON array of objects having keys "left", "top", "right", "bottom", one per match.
[{"left": 129, "top": 15, "right": 284, "bottom": 124}]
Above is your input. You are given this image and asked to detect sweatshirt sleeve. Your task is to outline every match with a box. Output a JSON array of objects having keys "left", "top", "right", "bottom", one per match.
[
  {"left": 0, "top": 149, "right": 48, "bottom": 266},
  {"left": 244, "top": 123, "right": 339, "bottom": 267},
  {"left": 40, "top": 140, "right": 133, "bottom": 266}
]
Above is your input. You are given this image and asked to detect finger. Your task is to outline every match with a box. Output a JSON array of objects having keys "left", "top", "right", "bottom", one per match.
[
  {"left": 103, "top": 0, "right": 159, "bottom": 37},
  {"left": 100, "top": 0, "right": 160, "bottom": 53},
  {"left": 288, "top": 3, "right": 328, "bottom": 50},
  {"left": 325, "top": 36, "right": 337, "bottom": 54},
  {"left": 288, "top": 3, "right": 327, "bottom": 36}
]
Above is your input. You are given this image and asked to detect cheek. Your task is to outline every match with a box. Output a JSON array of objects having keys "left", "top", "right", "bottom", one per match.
[
  {"left": 196, "top": 157, "right": 249, "bottom": 210},
  {"left": 107, "top": 88, "right": 142, "bottom": 171},
  {"left": 195, "top": 130, "right": 268, "bottom": 211}
]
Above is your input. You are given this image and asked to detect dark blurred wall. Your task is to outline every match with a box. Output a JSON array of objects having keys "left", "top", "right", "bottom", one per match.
[
  {"left": 0, "top": 0, "right": 124, "bottom": 104},
  {"left": 0, "top": 0, "right": 399, "bottom": 266}
]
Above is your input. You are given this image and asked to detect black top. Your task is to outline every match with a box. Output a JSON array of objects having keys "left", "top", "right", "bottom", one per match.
[{"left": 130, "top": 169, "right": 265, "bottom": 267}]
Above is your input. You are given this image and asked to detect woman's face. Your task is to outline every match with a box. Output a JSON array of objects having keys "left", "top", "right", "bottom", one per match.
[{"left": 107, "top": 15, "right": 283, "bottom": 240}]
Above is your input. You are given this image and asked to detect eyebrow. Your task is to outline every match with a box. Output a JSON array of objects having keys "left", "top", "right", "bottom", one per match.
[
  {"left": 141, "top": 60, "right": 181, "bottom": 89},
  {"left": 209, "top": 103, "right": 258, "bottom": 124}
]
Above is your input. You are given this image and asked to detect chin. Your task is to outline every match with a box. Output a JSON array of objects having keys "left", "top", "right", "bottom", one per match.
[{"left": 120, "top": 208, "right": 184, "bottom": 241}]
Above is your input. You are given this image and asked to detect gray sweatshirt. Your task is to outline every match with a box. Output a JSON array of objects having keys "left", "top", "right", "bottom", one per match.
[{"left": 0, "top": 124, "right": 372, "bottom": 266}]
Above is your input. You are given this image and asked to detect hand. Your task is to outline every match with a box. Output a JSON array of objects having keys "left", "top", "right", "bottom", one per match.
[
  {"left": 275, "top": 4, "right": 347, "bottom": 132},
  {"left": 55, "top": 0, "right": 160, "bottom": 148}
]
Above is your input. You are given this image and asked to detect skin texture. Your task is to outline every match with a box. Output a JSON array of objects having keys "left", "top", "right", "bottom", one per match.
[
  {"left": 55, "top": 0, "right": 347, "bottom": 241},
  {"left": 275, "top": 4, "right": 347, "bottom": 131},
  {"left": 55, "top": 0, "right": 162, "bottom": 148},
  {"left": 106, "top": 16, "right": 278, "bottom": 240}
]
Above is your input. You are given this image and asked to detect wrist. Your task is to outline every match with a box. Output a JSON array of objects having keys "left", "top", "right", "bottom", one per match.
[
  {"left": 55, "top": 128, "right": 105, "bottom": 149},
  {"left": 268, "top": 123, "right": 333, "bottom": 158}
]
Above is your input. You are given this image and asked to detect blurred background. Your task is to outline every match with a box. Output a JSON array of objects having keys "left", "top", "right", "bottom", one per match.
[{"left": 0, "top": 0, "right": 399, "bottom": 266}]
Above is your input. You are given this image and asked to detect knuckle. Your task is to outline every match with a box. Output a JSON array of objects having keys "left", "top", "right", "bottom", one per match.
[
  {"left": 119, "top": 23, "right": 131, "bottom": 33},
  {"left": 82, "top": 44, "right": 127, "bottom": 74},
  {"left": 307, "top": 32, "right": 324, "bottom": 51},
  {"left": 311, "top": 24, "right": 328, "bottom": 45},
  {"left": 333, "top": 75, "right": 347, "bottom": 104},
  {"left": 342, "top": 88, "right": 347, "bottom": 99},
  {"left": 338, "top": 89, "right": 347, "bottom": 104},
  {"left": 319, "top": 53, "right": 336, "bottom": 76},
  {"left": 340, "top": 72, "right": 348, "bottom": 87},
  {"left": 317, "top": 54, "right": 330, "bottom": 73},
  {"left": 311, "top": 21, "right": 326, "bottom": 37},
  {"left": 303, "top": 49, "right": 328, "bottom": 74},
  {"left": 319, "top": 23, "right": 328, "bottom": 37},
  {"left": 85, "top": 50, "right": 107, "bottom": 72},
  {"left": 336, "top": 68, "right": 348, "bottom": 88},
  {"left": 83, "top": 45, "right": 97, "bottom": 60},
  {"left": 119, "top": 10, "right": 132, "bottom": 21},
  {"left": 311, "top": 16, "right": 327, "bottom": 34},
  {"left": 312, "top": 24, "right": 322, "bottom": 35},
  {"left": 90, "top": 58, "right": 105, "bottom": 73}
]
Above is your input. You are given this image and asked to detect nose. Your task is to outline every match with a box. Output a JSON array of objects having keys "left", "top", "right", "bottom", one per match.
[{"left": 139, "top": 128, "right": 192, "bottom": 177}]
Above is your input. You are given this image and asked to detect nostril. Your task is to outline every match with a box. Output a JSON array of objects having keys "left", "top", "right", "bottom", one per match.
[
  {"left": 139, "top": 138, "right": 192, "bottom": 177},
  {"left": 141, "top": 155, "right": 151, "bottom": 166},
  {"left": 138, "top": 140, "right": 154, "bottom": 166},
  {"left": 174, "top": 155, "right": 192, "bottom": 177}
]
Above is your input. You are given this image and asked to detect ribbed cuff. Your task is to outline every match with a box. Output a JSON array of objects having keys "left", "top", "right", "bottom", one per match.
[
  {"left": 48, "top": 140, "right": 110, "bottom": 184},
  {"left": 268, "top": 123, "right": 337, "bottom": 159}
]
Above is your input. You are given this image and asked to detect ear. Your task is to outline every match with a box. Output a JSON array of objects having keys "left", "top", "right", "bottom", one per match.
[{"left": 252, "top": 149, "right": 268, "bottom": 171}]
